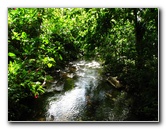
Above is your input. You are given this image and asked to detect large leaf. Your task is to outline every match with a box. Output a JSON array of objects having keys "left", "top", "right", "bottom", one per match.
[{"left": 8, "top": 52, "right": 16, "bottom": 57}]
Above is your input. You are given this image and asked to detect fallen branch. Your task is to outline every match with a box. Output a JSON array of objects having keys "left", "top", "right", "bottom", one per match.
[{"left": 106, "top": 76, "right": 122, "bottom": 88}]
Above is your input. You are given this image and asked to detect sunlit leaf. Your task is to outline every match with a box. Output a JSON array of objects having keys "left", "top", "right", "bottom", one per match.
[
  {"left": 21, "top": 32, "right": 27, "bottom": 39},
  {"left": 47, "top": 63, "right": 52, "bottom": 68},
  {"left": 8, "top": 52, "right": 16, "bottom": 57},
  {"left": 59, "top": 54, "right": 63, "bottom": 60}
]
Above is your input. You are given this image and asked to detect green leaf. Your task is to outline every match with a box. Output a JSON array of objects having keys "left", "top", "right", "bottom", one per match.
[
  {"left": 21, "top": 32, "right": 27, "bottom": 39},
  {"left": 8, "top": 52, "right": 16, "bottom": 57},
  {"left": 29, "top": 59, "right": 36, "bottom": 63},
  {"left": 38, "top": 87, "right": 45, "bottom": 93},
  {"left": 47, "top": 63, "right": 52, "bottom": 68},
  {"left": 35, "top": 81, "right": 41, "bottom": 85},
  {"left": 49, "top": 57, "right": 55, "bottom": 62},
  {"left": 45, "top": 75, "right": 53, "bottom": 81},
  {"left": 59, "top": 54, "right": 63, "bottom": 60}
]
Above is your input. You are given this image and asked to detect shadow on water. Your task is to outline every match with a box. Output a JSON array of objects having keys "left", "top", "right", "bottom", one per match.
[{"left": 29, "top": 60, "right": 132, "bottom": 121}]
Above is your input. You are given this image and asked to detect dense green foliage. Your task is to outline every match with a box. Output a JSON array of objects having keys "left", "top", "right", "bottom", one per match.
[{"left": 8, "top": 8, "right": 158, "bottom": 121}]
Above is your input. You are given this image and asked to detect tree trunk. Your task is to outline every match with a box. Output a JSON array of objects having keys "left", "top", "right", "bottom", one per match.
[{"left": 134, "top": 9, "right": 145, "bottom": 70}]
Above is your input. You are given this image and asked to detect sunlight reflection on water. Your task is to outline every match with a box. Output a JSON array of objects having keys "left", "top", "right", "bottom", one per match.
[
  {"left": 45, "top": 60, "right": 130, "bottom": 121},
  {"left": 46, "top": 87, "right": 86, "bottom": 121},
  {"left": 45, "top": 60, "right": 101, "bottom": 121}
]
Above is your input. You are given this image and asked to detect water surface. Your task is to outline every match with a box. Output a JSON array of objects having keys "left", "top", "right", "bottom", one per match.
[{"left": 32, "top": 60, "right": 131, "bottom": 121}]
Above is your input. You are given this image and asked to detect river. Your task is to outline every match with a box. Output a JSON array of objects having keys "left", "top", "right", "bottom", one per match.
[{"left": 29, "top": 60, "right": 131, "bottom": 121}]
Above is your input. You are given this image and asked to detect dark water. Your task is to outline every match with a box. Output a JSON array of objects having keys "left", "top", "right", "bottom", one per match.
[{"left": 30, "top": 60, "right": 132, "bottom": 121}]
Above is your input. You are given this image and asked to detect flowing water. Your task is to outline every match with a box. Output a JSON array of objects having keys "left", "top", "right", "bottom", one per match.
[{"left": 31, "top": 60, "right": 131, "bottom": 121}]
